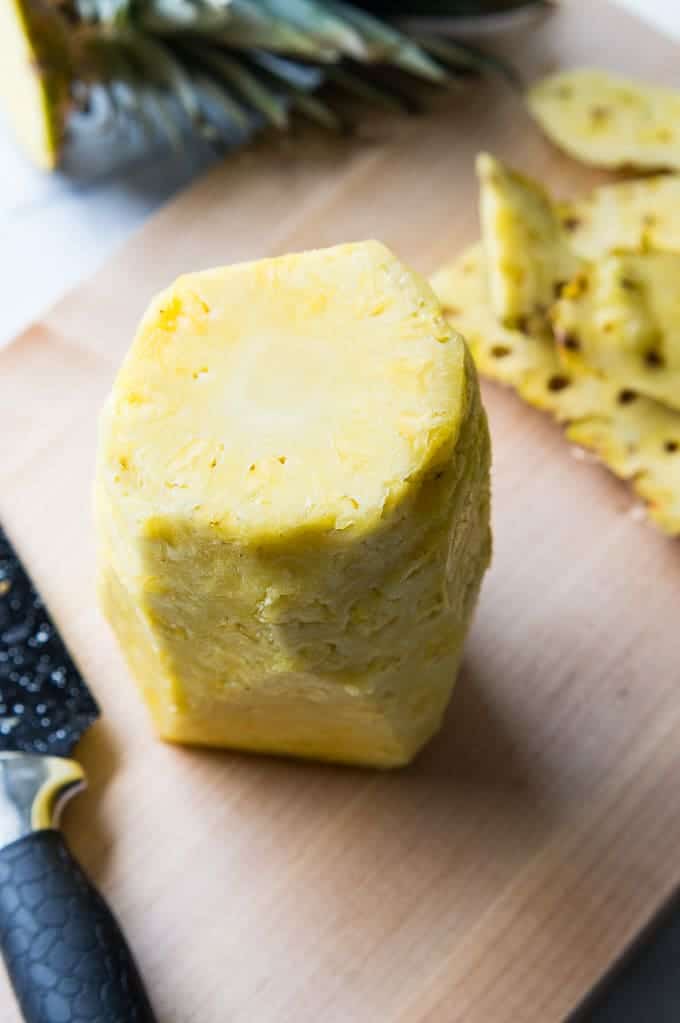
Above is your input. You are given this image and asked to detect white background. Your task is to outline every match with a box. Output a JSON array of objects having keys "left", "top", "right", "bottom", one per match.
[{"left": 0, "top": 0, "right": 675, "bottom": 350}]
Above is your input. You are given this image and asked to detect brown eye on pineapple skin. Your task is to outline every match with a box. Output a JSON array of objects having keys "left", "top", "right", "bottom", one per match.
[
  {"left": 645, "top": 349, "right": 665, "bottom": 369},
  {"left": 589, "top": 104, "right": 611, "bottom": 123},
  {"left": 561, "top": 333, "right": 581, "bottom": 351},
  {"left": 617, "top": 389, "right": 637, "bottom": 405},
  {"left": 547, "top": 375, "right": 570, "bottom": 392}
]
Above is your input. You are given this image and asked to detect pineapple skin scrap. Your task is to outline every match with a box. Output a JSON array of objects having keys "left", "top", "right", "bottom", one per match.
[
  {"left": 528, "top": 68, "right": 680, "bottom": 172},
  {"left": 476, "top": 152, "right": 581, "bottom": 330},
  {"left": 552, "top": 252, "right": 680, "bottom": 412},
  {"left": 430, "top": 244, "right": 606, "bottom": 423},
  {"left": 558, "top": 174, "right": 680, "bottom": 260},
  {"left": 431, "top": 244, "right": 680, "bottom": 535},
  {"left": 95, "top": 241, "right": 492, "bottom": 768}
]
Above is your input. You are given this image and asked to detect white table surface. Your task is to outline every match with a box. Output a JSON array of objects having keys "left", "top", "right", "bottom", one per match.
[{"left": 0, "top": 0, "right": 676, "bottom": 351}]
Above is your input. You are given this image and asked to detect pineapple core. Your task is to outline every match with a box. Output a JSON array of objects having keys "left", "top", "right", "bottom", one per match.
[{"left": 95, "top": 241, "right": 491, "bottom": 767}]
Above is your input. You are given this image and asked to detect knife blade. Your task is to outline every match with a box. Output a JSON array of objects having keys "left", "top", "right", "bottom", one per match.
[{"left": 0, "top": 523, "right": 157, "bottom": 1023}]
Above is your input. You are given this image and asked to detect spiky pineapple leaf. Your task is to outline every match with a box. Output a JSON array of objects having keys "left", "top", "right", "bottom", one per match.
[
  {"left": 190, "top": 70, "right": 253, "bottom": 144},
  {"left": 257, "top": 0, "right": 367, "bottom": 58},
  {"left": 412, "top": 31, "right": 520, "bottom": 86},
  {"left": 329, "top": 1, "right": 447, "bottom": 79},
  {"left": 215, "top": 11, "right": 337, "bottom": 59},
  {"left": 186, "top": 45, "right": 289, "bottom": 128},
  {"left": 249, "top": 51, "right": 324, "bottom": 92},
  {"left": 290, "top": 91, "right": 345, "bottom": 131},
  {"left": 122, "top": 32, "right": 203, "bottom": 124}
]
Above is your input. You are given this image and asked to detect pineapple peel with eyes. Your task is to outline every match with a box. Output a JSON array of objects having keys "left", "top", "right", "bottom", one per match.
[
  {"left": 476, "top": 151, "right": 581, "bottom": 330},
  {"left": 431, "top": 244, "right": 680, "bottom": 535},
  {"left": 552, "top": 251, "right": 680, "bottom": 412},
  {"left": 528, "top": 68, "right": 680, "bottom": 171},
  {"left": 430, "top": 243, "right": 602, "bottom": 423},
  {"left": 559, "top": 174, "right": 680, "bottom": 260}
]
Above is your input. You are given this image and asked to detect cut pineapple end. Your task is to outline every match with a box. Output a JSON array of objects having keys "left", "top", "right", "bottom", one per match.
[{"left": 0, "top": 0, "right": 63, "bottom": 169}]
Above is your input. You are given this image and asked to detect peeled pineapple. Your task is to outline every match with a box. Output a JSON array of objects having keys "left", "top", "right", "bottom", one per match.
[
  {"left": 476, "top": 152, "right": 581, "bottom": 330},
  {"left": 528, "top": 68, "right": 680, "bottom": 172},
  {"left": 95, "top": 241, "right": 492, "bottom": 767}
]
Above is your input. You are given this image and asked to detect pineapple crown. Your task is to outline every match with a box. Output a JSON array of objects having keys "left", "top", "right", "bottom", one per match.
[{"left": 10, "top": 0, "right": 542, "bottom": 170}]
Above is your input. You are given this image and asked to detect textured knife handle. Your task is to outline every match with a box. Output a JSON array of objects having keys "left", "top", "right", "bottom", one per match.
[{"left": 0, "top": 829, "right": 157, "bottom": 1023}]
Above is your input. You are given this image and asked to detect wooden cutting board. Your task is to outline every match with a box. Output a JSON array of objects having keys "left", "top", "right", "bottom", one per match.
[{"left": 2, "top": 3, "right": 680, "bottom": 1020}]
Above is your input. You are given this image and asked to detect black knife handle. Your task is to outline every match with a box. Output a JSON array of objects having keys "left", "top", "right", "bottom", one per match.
[{"left": 0, "top": 829, "right": 157, "bottom": 1023}]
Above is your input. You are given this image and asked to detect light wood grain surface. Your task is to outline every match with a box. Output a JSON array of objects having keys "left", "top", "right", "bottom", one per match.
[{"left": 2, "top": 3, "right": 680, "bottom": 1020}]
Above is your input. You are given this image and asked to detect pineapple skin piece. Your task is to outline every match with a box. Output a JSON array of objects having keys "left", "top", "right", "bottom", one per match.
[
  {"left": 558, "top": 174, "right": 680, "bottom": 260},
  {"left": 476, "top": 152, "right": 581, "bottom": 331},
  {"left": 430, "top": 243, "right": 604, "bottom": 422},
  {"left": 552, "top": 252, "right": 680, "bottom": 413},
  {"left": 95, "top": 242, "right": 492, "bottom": 768},
  {"left": 431, "top": 243, "right": 680, "bottom": 535},
  {"left": 528, "top": 69, "right": 680, "bottom": 172}
]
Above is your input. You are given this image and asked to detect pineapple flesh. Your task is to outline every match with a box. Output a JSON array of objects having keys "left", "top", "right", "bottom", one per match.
[
  {"left": 528, "top": 68, "right": 680, "bottom": 172},
  {"left": 95, "top": 242, "right": 492, "bottom": 767}
]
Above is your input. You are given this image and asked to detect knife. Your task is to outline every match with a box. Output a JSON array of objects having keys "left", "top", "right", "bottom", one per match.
[{"left": 0, "top": 523, "right": 157, "bottom": 1023}]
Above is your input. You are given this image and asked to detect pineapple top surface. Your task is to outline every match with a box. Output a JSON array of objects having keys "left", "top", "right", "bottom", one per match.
[{"left": 98, "top": 241, "right": 468, "bottom": 541}]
